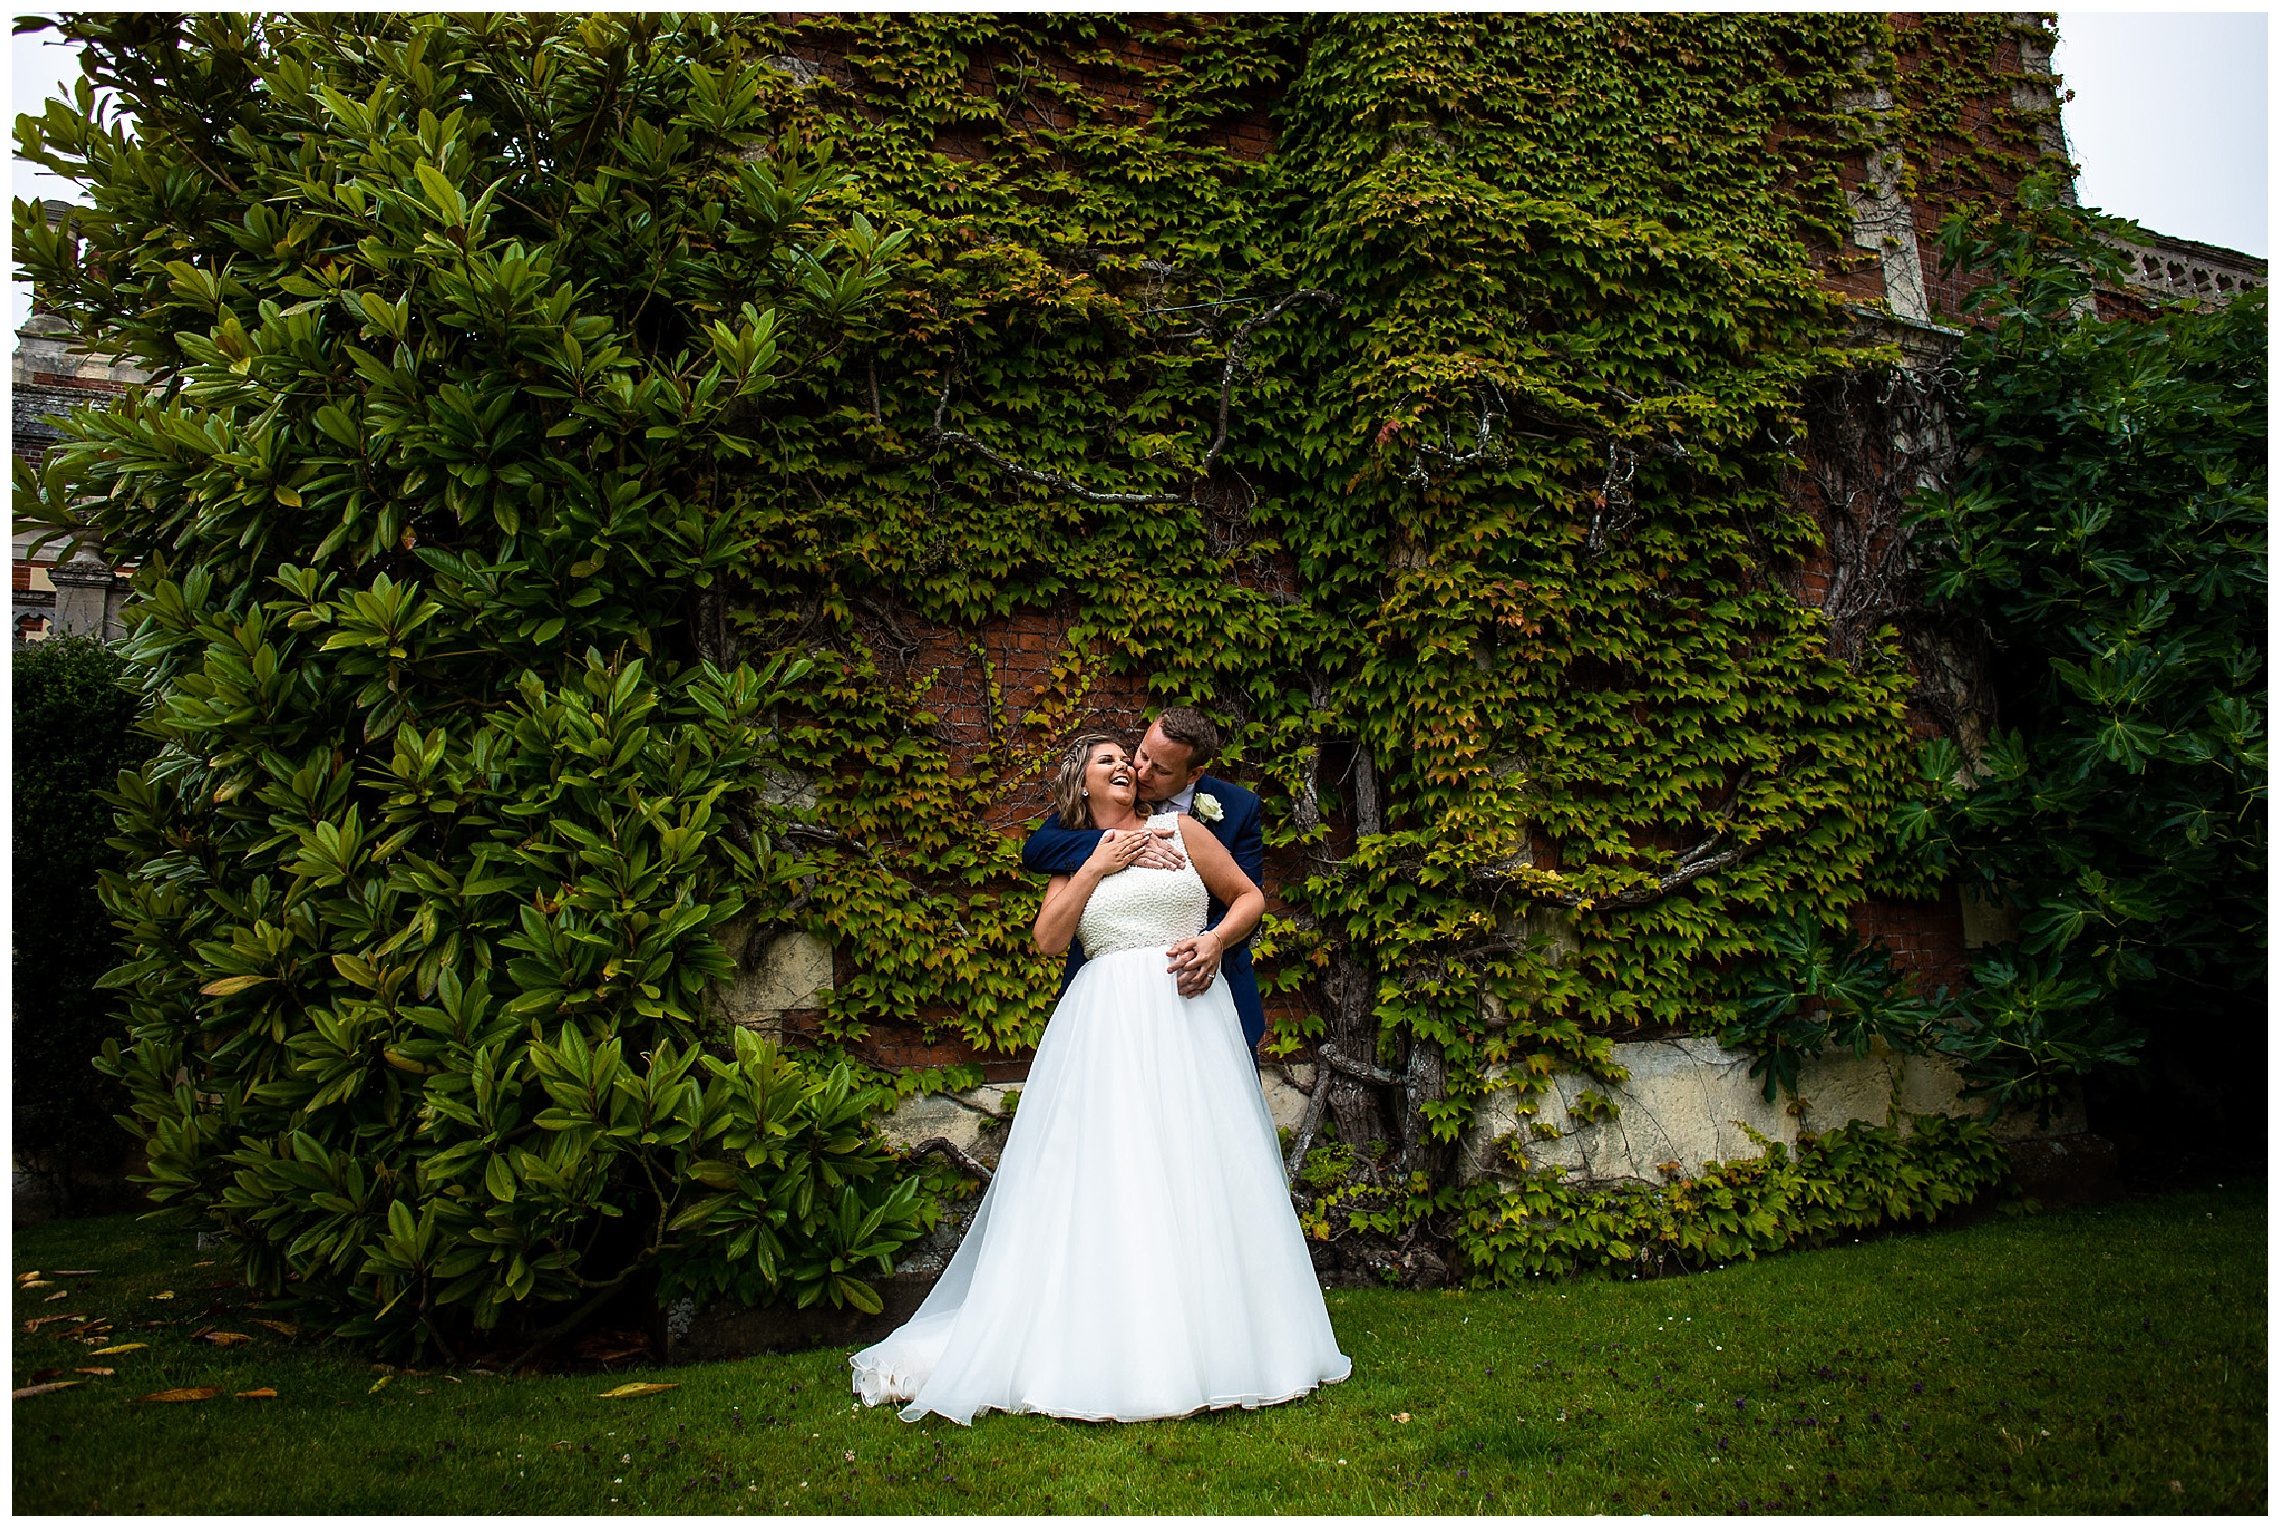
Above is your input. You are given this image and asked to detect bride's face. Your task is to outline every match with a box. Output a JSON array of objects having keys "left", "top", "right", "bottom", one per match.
[{"left": 1084, "top": 743, "right": 1136, "bottom": 815}]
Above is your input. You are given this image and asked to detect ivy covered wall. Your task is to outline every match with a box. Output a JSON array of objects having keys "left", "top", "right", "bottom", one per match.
[{"left": 718, "top": 14, "right": 2064, "bottom": 1114}]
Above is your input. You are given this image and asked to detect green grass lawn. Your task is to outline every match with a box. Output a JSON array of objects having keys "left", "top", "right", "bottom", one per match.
[{"left": 12, "top": 1180, "right": 2264, "bottom": 1514}]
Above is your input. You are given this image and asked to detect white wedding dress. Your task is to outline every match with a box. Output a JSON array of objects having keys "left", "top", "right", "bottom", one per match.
[{"left": 849, "top": 815, "right": 1351, "bottom": 1424}]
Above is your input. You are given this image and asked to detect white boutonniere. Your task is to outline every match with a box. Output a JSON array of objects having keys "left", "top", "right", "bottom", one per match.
[{"left": 1192, "top": 792, "right": 1224, "bottom": 824}]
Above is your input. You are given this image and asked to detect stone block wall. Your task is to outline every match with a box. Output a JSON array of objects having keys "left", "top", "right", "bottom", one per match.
[
  {"left": 1456, "top": 1034, "right": 2079, "bottom": 1189},
  {"left": 704, "top": 921, "right": 836, "bottom": 1043},
  {"left": 867, "top": 1066, "right": 1318, "bottom": 1177}
]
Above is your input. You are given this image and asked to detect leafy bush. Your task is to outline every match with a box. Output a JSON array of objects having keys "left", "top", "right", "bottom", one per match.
[
  {"left": 12, "top": 635, "right": 148, "bottom": 1210},
  {"left": 1450, "top": 1113, "right": 2011, "bottom": 1284},
  {"left": 1900, "top": 181, "right": 2266, "bottom": 1108},
  {"left": 1719, "top": 914, "right": 1945, "bottom": 1104},
  {"left": 1725, "top": 912, "right": 2139, "bottom": 1129},
  {"left": 14, "top": 13, "right": 927, "bottom": 1355}
]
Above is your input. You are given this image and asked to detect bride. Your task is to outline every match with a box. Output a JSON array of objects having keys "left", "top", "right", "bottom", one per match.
[{"left": 849, "top": 732, "right": 1352, "bottom": 1424}]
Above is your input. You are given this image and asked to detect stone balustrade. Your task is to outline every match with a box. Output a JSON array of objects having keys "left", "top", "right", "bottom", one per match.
[{"left": 2105, "top": 233, "right": 2266, "bottom": 305}]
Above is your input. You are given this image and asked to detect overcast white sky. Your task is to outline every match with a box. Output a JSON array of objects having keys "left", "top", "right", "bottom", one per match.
[
  {"left": 2054, "top": 10, "right": 2267, "bottom": 254},
  {"left": 7, "top": 13, "right": 2272, "bottom": 336}
]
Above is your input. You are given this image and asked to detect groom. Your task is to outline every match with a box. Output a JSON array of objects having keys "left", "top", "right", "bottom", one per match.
[{"left": 1021, "top": 707, "right": 1269, "bottom": 1053}]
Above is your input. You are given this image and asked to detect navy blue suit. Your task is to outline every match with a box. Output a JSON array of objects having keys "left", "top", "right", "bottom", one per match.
[{"left": 1020, "top": 774, "right": 1268, "bottom": 1052}]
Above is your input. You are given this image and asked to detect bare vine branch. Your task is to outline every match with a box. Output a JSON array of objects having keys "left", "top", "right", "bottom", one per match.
[
  {"left": 903, "top": 1135, "right": 994, "bottom": 1184},
  {"left": 1199, "top": 287, "right": 1336, "bottom": 475},
  {"left": 925, "top": 287, "right": 1337, "bottom": 505},
  {"left": 1317, "top": 1041, "right": 1403, "bottom": 1086},
  {"left": 1402, "top": 380, "right": 1511, "bottom": 485},
  {"left": 928, "top": 368, "right": 1186, "bottom": 504},
  {"left": 1283, "top": 1061, "right": 1334, "bottom": 1180},
  {"left": 1475, "top": 771, "right": 1761, "bottom": 911},
  {"left": 1585, "top": 438, "right": 1643, "bottom": 555}
]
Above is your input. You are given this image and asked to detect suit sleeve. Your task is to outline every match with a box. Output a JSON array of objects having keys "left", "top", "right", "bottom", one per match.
[
  {"left": 1227, "top": 791, "right": 1265, "bottom": 890},
  {"left": 1021, "top": 814, "right": 1104, "bottom": 876}
]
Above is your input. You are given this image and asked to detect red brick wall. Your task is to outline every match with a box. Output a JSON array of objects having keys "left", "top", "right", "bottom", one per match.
[
  {"left": 778, "top": 14, "right": 1280, "bottom": 164},
  {"left": 1851, "top": 894, "right": 1973, "bottom": 991}
]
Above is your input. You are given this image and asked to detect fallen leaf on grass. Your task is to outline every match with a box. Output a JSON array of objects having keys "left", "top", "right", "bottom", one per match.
[
  {"left": 598, "top": 1382, "right": 679, "bottom": 1399},
  {"left": 199, "top": 1331, "right": 253, "bottom": 1348},
  {"left": 22, "top": 1279, "right": 56, "bottom": 1290},
  {"left": 51, "top": 1270, "right": 99, "bottom": 1278},
  {"left": 236, "top": 1388, "right": 278, "bottom": 1400},
  {"left": 88, "top": 1344, "right": 146, "bottom": 1356},
  {"left": 193, "top": 1261, "right": 216, "bottom": 1268},
  {"left": 138, "top": 1387, "right": 223, "bottom": 1403},
  {"left": 149, "top": 1291, "right": 175, "bottom": 1301},
  {"left": 13, "top": 1381, "right": 83, "bottom": 1398},
  {"left": 16, "top": 1270, "right": 41, "bottom": 1285},
  {"left": 28, "top": 1368, "right": 63, "bottom": 1383},
  {"left": 75, "top": 1367, "right": 115, "bottom": 1377},
  {"left": 250, "top": 1320, "right": 299, "bottom": 1339},
  {"left": 24, "top": 1314, "right": 88, "bottom": 1332},
  {"left": 369, "top": 1375, "right": 393, "bottom": 1394},
  {"left": 43, "top": 1289, "right": 71, "bottom": 1301},
  {"left": 1392, "top": 1412, "right": 1412, "bottom": 1424}
]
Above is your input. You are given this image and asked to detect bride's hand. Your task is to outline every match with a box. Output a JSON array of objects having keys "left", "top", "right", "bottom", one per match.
[
  {"left": 1165, "top": 929, "right": 1223, "bottom": 996},
  {"left": 1082, "top": 829, "right": 1150, "bottom": 880}
]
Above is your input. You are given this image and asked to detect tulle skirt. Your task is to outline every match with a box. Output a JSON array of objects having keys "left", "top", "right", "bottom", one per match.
[{"left": 848, "top": 945, "right": 1352, "bottom": 1425}]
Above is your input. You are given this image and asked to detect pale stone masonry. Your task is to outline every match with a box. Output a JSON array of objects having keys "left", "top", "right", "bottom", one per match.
[{"left": 1456, "top": 1035, "right": 2079, "bottom": 1189}]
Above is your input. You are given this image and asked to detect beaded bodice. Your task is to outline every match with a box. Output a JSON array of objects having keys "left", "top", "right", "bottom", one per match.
[{"left": 1077, "top": 814, "right": 1208, "bottom": 958}]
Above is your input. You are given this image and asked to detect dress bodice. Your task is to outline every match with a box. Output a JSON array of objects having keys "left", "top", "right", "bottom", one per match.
[{"left": 1077, "top": 814, "right": 1208, "bottom": 958}]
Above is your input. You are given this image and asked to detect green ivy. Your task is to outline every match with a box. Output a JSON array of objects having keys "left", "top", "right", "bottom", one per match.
[
  {"left": 715, "top": 13, "right": 2050, "bottom": 1136},
  {"left": 1448, "top": 1113, "right": 2012, "bottom": 1284}
]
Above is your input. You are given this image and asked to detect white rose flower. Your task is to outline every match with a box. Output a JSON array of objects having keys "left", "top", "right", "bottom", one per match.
[{"left": 1192, "top": 792, "right": 1224, "bottom": 823}]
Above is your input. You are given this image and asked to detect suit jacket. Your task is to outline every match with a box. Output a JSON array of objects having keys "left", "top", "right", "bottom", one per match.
[{"left": 1019, "top": 774, "right": 1268, "bottom": 1052}]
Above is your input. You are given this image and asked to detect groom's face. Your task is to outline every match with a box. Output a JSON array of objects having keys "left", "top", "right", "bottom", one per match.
[{"left": 1132, "top": 723, "right": 1203, "bottom": 805}]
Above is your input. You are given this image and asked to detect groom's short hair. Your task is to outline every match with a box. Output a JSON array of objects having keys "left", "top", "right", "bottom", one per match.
[{"left": 1150, "top": 707, "right": 1219, "bottom": 771}]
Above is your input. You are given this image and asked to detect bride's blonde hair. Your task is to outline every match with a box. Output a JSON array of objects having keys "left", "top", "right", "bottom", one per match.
[{"left": 1050, "top": 731, "right": 1124, "bottom": 831}]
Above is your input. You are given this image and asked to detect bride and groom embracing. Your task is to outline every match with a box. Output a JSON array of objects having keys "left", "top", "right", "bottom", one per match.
[{"left": 849, "top": 708, "right": 1353, "bottom": 1424}]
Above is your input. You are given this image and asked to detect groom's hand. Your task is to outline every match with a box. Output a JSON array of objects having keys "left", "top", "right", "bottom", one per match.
[
  {"left": 1164, "top": 932, "right": 1223, "bottom": 996},
  {"left": 1129, "top": 837, "right": 1185, "bottom": 871}
]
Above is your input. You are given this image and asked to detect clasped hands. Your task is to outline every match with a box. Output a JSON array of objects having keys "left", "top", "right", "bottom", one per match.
[
  {"left": 1163, "top": 928, "right": 1224, "bottom": 998},
  {"left": 1089, "top": 824, "right": 1222, "bottom": 998}
]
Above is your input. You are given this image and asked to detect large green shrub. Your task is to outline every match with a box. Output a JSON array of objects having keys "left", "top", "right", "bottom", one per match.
[
  {"left": 11, "top": 635, "right": 148, "bottom": 1211},
  {"left": 1901, "top": 186, "right": 2267, "bottom": 1123},
  {"left": 14, "top": 13, "right": 933, "bottom": 1355}
]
